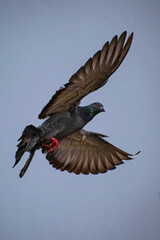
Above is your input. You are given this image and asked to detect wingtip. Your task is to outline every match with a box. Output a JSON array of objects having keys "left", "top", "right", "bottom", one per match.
[
  {"left": 121, "top": 31, "right": 134, "bottom": 39},
  {"left": 130, "top": 32, "right": 134, "bottom": 39},
  {"left": 12, "top": 163, "right": 16, "bottom": 169},
  {"left": 19, "top": 170, "right": 24, "bottom": 178},
  {"left": 118, "top": 31, "right": 127, "bottom": 40},
  {"left": 113, "top": 34, "right": 118, "bottom": 40},
  {"left": 128, "top": 150, "right": 140, "bottom": 160},
  {"left": 12, "top": 158, "right": 19, "bottom": 168},
  {"left": 135, "top": 150, "right": 141, "bottom": 155},
  {"left": 122, "top": 30, "right": 127, "bottom": 36}
]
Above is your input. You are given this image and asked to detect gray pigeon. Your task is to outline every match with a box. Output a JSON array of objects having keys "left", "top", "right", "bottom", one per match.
[{"left": 14, "top": 31, "right": 139, "bottom": 178}]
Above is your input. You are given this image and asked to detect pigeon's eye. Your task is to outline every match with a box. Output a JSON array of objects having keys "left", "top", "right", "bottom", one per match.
[{"left": 95, "top": 103, "right": 98, "bottom": 106}]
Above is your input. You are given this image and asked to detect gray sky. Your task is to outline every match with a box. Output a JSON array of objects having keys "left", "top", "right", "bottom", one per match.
[{"left": 1, "top": 1, "right": 160, "bottom": 240}]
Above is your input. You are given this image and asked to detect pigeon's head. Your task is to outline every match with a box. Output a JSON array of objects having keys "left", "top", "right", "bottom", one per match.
[
  {"left": 83, "top": 102, "right": 105, "bottom": 121},
  {"left": 89, "top": 102, "right": 105, "bottom": 113}
]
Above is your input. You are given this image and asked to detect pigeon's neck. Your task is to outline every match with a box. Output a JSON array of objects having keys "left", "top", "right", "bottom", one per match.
[{"left": 76, "top": 106, "right": 98, "bottom": 123}]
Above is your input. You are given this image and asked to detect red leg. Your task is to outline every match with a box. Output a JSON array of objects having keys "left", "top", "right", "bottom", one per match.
[
  {"left": 42, "top": 137, "right": 59, "bottom": 153},
  {"left": 49, "top": 137, "right": 59, "bottom": 150}
]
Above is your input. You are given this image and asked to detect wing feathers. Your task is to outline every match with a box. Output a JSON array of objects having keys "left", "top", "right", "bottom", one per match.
[
  {"left": 97, "top": 157, "right": 107, "bottom": 173},
  {"left": 106, "top": 35, "right": 117, "bottom": 64},
  {"left": 39, "top": 31, "right": 133, "bottom": 119},
  {"left": 111, "top": 31, "right": 126, "bottom": 65},
  {"left": 46, "top": 130, "right": 138, "bottom": 175},
  {"left": 100, "top": 41, "right": 109, "bottom": 66},
  {"left": 92, "top": 51, "right": 101, "bottom": 71},
  {"left": 110, "top": 33, "right": 133, "bottom": 76}
]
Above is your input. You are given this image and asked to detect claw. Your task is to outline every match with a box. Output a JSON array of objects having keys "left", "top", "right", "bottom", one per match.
[
  {"left": 50, "top": 137, "right": 59, "bottom": 150},
  {"left": 42, "top": 137, "right": 59, "bottom": 154}
]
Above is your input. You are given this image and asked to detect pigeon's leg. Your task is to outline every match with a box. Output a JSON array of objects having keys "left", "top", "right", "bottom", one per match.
[{"left": 42, "top": 137, "right": 59, "bottom": 153}]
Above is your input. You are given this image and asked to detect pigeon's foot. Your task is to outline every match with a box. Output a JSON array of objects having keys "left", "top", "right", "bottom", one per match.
[{"left": 42, "top": 137, "right": 59, "bottom": 154}]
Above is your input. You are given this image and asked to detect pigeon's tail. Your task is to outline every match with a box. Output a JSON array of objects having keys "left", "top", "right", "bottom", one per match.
[{"left": 13, "top": 125, "right": 41, "bottom": 178}]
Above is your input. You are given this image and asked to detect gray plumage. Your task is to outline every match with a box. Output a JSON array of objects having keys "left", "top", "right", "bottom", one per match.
[{"left": 14, "top": 31, "right": 139, "bottom": 178}]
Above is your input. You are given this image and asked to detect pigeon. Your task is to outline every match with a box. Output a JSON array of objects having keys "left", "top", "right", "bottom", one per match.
[{"left": 13, "top": 31, "right": 139, "bottom": 178}]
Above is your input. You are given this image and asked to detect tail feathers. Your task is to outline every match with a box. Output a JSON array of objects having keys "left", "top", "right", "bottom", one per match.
[
  {"left": 13, "top": 144, "right": 27, "bottom": 168},
  {"left": 14, "top": 125, "right": 40, "bottom": 177},
  {"left": 17, "top": 125, "right": 38, "bottom": 147},
  {"left": 19, "top": 151, "right": 35, "bottom": 178}
]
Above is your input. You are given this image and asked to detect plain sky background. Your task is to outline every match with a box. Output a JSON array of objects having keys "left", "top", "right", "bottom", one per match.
[{"left": 0, "top": 1, "right": 160, "bottom": 240}]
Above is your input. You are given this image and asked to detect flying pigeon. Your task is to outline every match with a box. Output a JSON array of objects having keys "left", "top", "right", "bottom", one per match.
[{"left": 14, "top": 31, "right": 139, "bottom": 178}]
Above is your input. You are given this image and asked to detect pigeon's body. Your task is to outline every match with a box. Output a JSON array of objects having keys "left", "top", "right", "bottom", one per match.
[
  {"left": 39, "top": 104, "right": 104, "bottom": 142},
  {"left": 40, "top": 110, "right": 83, "bottom": 141},
  {"left": 14, "top": 31, "right": 139, "bottom": 178}
]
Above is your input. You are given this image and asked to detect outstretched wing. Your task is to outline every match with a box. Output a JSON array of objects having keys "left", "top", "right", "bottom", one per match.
[
  {"left": 46, "top": 130, "right": 139, "bottom": 175},
  {"left": 39, "top": 31, "right": 133, "bottom": 119}
]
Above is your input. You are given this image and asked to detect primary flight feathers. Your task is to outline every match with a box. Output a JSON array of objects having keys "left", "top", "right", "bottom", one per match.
[
  {"left": 47, "top": 130, "right": 139, "bottom": 175},
  {"left": 39, "top": 31, "right": 133, "bottom": 119}
]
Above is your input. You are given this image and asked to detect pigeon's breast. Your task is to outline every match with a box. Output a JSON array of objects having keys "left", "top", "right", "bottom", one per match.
[{"left": 39, "top": 111, "right": 85, "bottom": 141}]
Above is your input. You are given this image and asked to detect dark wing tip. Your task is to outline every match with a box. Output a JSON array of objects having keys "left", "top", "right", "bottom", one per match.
[
  {"left": 130, "top": 150, "right": 141, "bottom": 156},
  {"left": 12, "top": 163, "right": 16, "bottom": 169},
  {"left": 121, "top": 31, "right": 127, "bottom": 36},
  {"left": 19, "top": 169, "right": 24, "bottom": 178},
  {"left": 127, "top": 150, "right": 140, "bottom": 160},
  {"left": 135, "top": 150, "right": 141, "bottom": 155},
  {"left": 121, "top": 31, "right": 133, "bottom": 37},
  {"left": 130, "top": 32, "right": 134, "bottom": 37}
]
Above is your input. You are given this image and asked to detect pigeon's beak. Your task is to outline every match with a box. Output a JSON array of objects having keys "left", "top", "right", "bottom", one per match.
[{"left": 100, "top": 106, "right": 105, "bottom": 112}]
